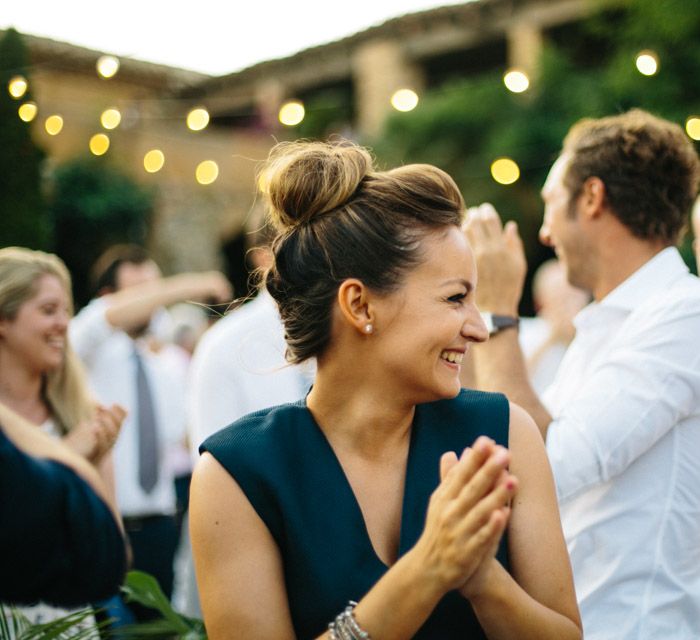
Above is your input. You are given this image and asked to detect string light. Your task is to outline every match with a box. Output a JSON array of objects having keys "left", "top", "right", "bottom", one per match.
[
  {"left": 187, "top": 107, "right": 210, "bottom": 131},
  {"left": 89, "top": 133, "right": 110, "bottom": 155},
  {"left": 278, "top": 101, "right": 305, "bottom": 126},
  {"left": 491, "top": 157, "right": 520, "bottom": 185},
  {"left": 503, "top": 69, "right": 530, "bottom": 93},
  {"left": 101, "top": 108, "right": 122, "bottom": 130},
  {"left": 635, "top": 50, "right": 659, "bottom": 76},
  {"left": 686, "top": 117, "right": 700, "bottom": 141},
  {"left": 45, "top": 115, "right": 64, "bottom": 136},
  {"left": 196, "top": 160, "right": 219, "bottom": 185},
  {"left": 18, "top": 102, "right": 37, "bottom": 122},
  {"left": 144, "top": 149, "right": 165, "bottom": 173},
  {"left": 391, "top": 89, "right": 419, "bottom": 112},
  {"left": 8, "top": 76, "right": 28, "bottom": 99},
  {"left": 96, "top": 55, "right": 120, "bottom": 78}
]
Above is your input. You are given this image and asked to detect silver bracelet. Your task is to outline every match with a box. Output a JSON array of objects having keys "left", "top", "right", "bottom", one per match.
[{"left": 328, "top": 601, "right": 371, "bottom": 640}]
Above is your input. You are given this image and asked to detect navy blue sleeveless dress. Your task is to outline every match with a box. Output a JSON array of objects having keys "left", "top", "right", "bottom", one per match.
[{"left": 201, "top": 388, "right": 510, "bottom": 639}]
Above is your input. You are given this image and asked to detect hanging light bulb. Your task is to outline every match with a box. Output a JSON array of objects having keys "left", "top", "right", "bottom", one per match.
[
  {"left": 490, "top": 158, "right": 520, "bottom": 185},
  {"left": 101, "top": 108, "right": 122, "bottom": 130},
  {"left": 278, "top": 101, "right": 305, "bottom": 126},
  {"left": 45, "top": 115, "right": 64, "bottom": 136},
  {"left": 390, "top": 89, "right": 419, "bottom": 112},
  {"left": 635, "top": 50, "right": 659, "bottom": 76},
  {"left": 89, "top": 133, "right": 110, "bottom": 156},
  {"left": 196, "top": 160, "right": 219, "bottom": 185},
  {"left": 96, "top": 55, "right": 120, "bottom": 78},
  {"left": 187, "top": 107, "right": 210, "bottom": 131},
  {"left": 503, "top": 69, "right": 530, "bottom": 93},
  {"left": 18, "top": 102, "right": 38, "bottom": 122},
  {"left": 144, "top": 149, "right": 165, "bottom": 173},
  {"left": 8, "top": 76, "right": 28, "bottom": 99}
]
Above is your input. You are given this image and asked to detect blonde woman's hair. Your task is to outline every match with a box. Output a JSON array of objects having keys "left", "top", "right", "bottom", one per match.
[
  {"left": 259, "top": 140, "right": 465, "bottom": 364},
  {"left": 0, "top": 247, "right": 94, "bottom": 433}
]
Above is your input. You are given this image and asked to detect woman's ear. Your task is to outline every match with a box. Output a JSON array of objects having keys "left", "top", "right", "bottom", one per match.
[{"left": 337, "top": 279, "right": 374, "bottom": 335}]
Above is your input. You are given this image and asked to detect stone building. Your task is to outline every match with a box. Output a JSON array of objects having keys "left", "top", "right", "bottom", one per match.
[{"left": 9, "top": 0, "right": 614, "bottom": 284}]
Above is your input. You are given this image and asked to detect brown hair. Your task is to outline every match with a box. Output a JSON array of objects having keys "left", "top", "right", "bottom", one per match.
[
  {"left": 260, "top": 140, "right": 465, "bottom": 364},
  {"left": 0, "top": 247, "right": 94, "bottom": 433},
  {"left": 562, "top": 109, "right": 700, "bottom": 244}
]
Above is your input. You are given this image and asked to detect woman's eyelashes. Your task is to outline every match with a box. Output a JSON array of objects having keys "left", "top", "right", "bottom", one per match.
[{"left": 446, "top": 291, "right": 468, "bottom": 305}]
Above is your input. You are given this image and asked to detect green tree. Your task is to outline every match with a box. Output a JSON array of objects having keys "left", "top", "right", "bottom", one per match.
[
  {"left": 0, "top": 28, "right": 48, "bottom": 249},
  {"left": 48, "top": 157, "right": 154, "bottom": 307},
  {"left": 372, "top": 0, "right": 700, "bottom": 308}
]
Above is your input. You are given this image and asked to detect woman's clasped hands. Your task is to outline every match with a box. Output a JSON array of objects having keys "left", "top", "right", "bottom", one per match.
[
  {"left": 63, "top": 404, "right": 127, "bottom": 464},
  {"left": 413, "top": 436, "right": 517, "bottom": 599}
]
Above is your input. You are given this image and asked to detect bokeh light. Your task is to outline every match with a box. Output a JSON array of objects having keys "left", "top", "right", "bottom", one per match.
[
  {"left": 503, "top": 69, "right": 530, "bottom": 93},
  {"left": 196, "top": 160, "right": 219, "bottom": 185},
  {"left": 101, "top": 108, "right": 122, "bottom": 130},
  {"left": 490, "top": 157, "right": 520, "bottom": 185},
  {"left": 18, "top": 102, "right": 37, "bottom": 122},
  {"left": 635, "top": 50, "right": 659, "bottom": 76},
  {"left": 686, "top": 117, "right": 700, "bottom": 141},
  {"left": 96, "top": 55, "right": 120, "bottom": 78},
  {"left": 89, "top": 133, "right": 110, "bottom": 156},
  {"left": 187, "top": 107, "right": 210, "bottom": 131},
  {"left": 144, "top": 149, "right": 165, "bottom": 173},
  {"left": 8, "top": 76, "right": 27, "bottom": 99},
  {"left": 390, "top": 89, "right": 419, "bottom": 112},
  {"left": 45, "top": 115, "right": 64, "bottom": 136},
  {"left": 278, "top": 101, "right": 305, "bottom": 126}
]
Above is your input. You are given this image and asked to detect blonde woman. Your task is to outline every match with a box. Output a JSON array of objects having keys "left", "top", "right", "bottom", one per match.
[{"left": 0, "top": 247, "right": 125, "bottom": 627}]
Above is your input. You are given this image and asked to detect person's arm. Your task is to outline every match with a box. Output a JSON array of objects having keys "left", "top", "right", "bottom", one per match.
[
  {"left": 103, "top": 271, "right": 232, "bottom": 333},
  {"left": 190, "top": 439, "right": 514, "bottom": 640},
  {"left": 464, "top": 204, "right": 553, "bottom": 437},
  {"left": 546, "top": 297, "right": 700, "bottom": 501},
  {"left": 459, "top": 404, "right": 582, "bottom": 639},
  {"left": 0, "top": 403, "right": 127, "bottom": 606}
]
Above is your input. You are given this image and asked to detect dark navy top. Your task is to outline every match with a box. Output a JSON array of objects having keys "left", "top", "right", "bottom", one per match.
[
  {"left": 201, "top": 388, "right": 510, "bottom": 639},
  {"left": 0, "top": 427, "right": 127, "bottom": 606}
]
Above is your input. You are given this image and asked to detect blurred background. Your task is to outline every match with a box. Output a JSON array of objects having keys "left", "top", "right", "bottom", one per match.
[{"left": 1, "top": 0, "right": 699, "bottom": 313}]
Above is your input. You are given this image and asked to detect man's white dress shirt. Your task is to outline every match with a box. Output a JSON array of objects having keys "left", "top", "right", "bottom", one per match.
[
  {"left": 188, "top": 290, "right": 313, "bottom": 455},
  {"left": 544, "top": 248, "right": 700, "bottom": 639},
  {"left": 70, "top": 298, "right": 186, "bottom": 517}
]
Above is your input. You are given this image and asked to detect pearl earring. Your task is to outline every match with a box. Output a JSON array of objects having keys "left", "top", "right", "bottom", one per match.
[{"left": 365, "top": 323, "right": 373, "bottom": 334}]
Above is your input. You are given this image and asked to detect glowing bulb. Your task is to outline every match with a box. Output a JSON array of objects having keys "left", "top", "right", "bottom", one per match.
[
  {"left": 187, "top": 107, "right": 210, "bottom": 131},
  {"left": 390, "top": 89, "right": 419, "bottom": 112},
  {"left": 96, "top": 55, "right": 120, "bottom": 78},
  {"left": 8, "top": 76, "right": 28, "bottom": 99},
  {"left": 101, "top": 108, "right": 122, "bottom": 130},
  {"left": 144, "top": 149, "right": 165, "bottom": 173},
  {"left": 490, "top": 158, "right": 520, "bottom": 185},
  {"left": 635, "top": 51, "right": 659, "bottom": 76},
  {"left": 503, "top": 69, "right": 530, "bottom": 93},
  {"left": 196, "top": 160, "right": 219, "bottom": 185},
  {"left": 18, "top": 102, "right": 37, "bottom": 122},
  {"left": 278, "top": 101, "right": 305, "bottom": 126},
  {"left": 45, "top": 115, "right": 64, "bottom": 136},
  {"left": 686, "top": 117, "right": 700, "bottom": 141},
  {"left": 89, "top": 133, "right": 110, "bottom": 156}
]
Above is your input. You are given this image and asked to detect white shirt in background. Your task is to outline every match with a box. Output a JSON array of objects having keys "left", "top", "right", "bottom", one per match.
[
  {"left": 188, "top": 290, "right": 313, "bottom": 456},
  {"left": 69, "top": 298, "right": 187, "bottom": 517},
  {"left": 543, "top": 247, "right": 700, "bottom": 639}
]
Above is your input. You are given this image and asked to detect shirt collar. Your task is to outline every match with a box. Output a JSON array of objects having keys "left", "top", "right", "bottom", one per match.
[{"left": 574, "top": 247, "right": 689, "bottom": 327}]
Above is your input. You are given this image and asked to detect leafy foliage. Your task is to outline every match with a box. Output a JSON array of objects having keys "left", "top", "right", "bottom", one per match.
[
  {"left": 371, "top": 0, "right": 700, "bottom": 307},
  {"left": 0, "top": 28, "right": 48, "bottom": 249},
  {"left": 48, "top": 158, "right": 154, "bottom": 307}
]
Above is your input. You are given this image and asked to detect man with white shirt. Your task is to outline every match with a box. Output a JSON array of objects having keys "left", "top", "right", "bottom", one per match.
[
  {"left": 465, "top": 109, "right": 700, "bottom": 639},
  {"left": 69, "top": 244, "right": 231, "bottom": 621}
]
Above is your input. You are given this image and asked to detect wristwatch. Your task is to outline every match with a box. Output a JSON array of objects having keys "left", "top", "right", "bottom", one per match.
[{"left": 481, "top": 312, "right": 520, "bottom": 336}]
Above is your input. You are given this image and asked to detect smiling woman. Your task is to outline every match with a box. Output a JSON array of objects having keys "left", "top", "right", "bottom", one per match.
[
  {"left": 190, "top": 140, "right": 582, "bottom": 640},
  {"left": 0, "top": 247, "right": 126, "bottom": 627}
]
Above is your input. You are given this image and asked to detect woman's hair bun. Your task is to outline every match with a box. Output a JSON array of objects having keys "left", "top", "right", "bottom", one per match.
[{"left": 259, "top": 140, "right": 374, "bottom": 230}]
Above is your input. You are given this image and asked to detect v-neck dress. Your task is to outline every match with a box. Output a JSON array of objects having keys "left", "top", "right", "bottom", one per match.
[{"left": 201, "top": 388, "right": 510, "bottom": 639}]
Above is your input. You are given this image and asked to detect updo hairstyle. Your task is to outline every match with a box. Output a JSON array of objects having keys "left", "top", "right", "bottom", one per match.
[{"left": 260, "top": 140, "right": 465, "bottom": 364}]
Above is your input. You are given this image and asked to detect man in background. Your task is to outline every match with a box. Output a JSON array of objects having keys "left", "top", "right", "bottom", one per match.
[{"left": 70, "top": 244, "right": 231, "bottom": 620}]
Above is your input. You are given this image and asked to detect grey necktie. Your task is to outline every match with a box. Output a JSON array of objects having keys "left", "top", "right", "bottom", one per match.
[{"left": 134, "top": 345, "right": 159, "bottom": 493}]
